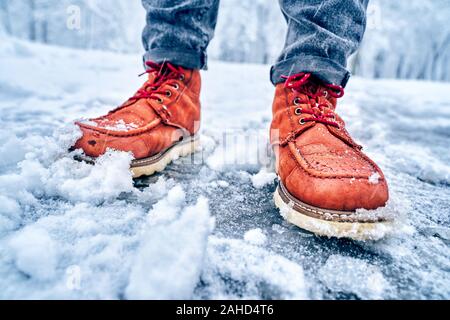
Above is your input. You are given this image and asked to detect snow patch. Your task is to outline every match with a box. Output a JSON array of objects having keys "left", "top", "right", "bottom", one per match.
[
  {"left": 0, "top": 195, "right": 22, "bottom": 234},
  {"left": 251, "top": 168, "right": 277, "bottom": 189},
  {"left": 271, "top": 224, "right": 286, "bottom": 234},
  {"left": 244, "top": 228, "right": 267, "bottom": 246},
  {"left": 385, "top": 144, "right": 450, "bottom": 185},
  {"left": 8, "top": 226, "right": 58, "bottom": 281},
  {"left": 0, "top": 122, "right": 134, "bottom": 205},
  {"left": 0, "top": 134, "right": 27, "bottom": 171},
  {"left": 40, "top": 150, "right": 134, "bottom": 203},
  {"left": 353, "top": 194, "right": 407, "bottom": 227},
  {"left": 198, "top": 237, "right": 308, "bottom": 299},
  {"left": 137, "top": 176, "right": 176, "bottom": 203},
  {"left": 126, "top": 195, "right": 214, "bottom": 300},
  {"left": 208, "top": 180, "right": 230, "bottom": 189},
  {"left": 98, "top": 119, "right": 139, "bottom": 132},
  {"left": 217, "top": 180, "right": 230, "bottom": 188},
  {"left": 146, "top": 185, "right": 186, "bottom": 226},
  {"left": 369, "top": 172, "right": 381, "bottom": 184}
]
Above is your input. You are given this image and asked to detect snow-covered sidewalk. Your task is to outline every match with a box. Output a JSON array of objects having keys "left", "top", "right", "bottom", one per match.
[{"left": 0, "top": 37, "right": 449, "bottom": 299}]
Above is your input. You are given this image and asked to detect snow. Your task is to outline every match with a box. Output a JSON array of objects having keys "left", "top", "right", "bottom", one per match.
[
  {"left": 80, "top": 119, "right": 140, "bottom": 132},
  {"left": 368, "top": 172, "right": 381, "bottom": 184},
  {"left": 384, "top": 144, "right": 450, "bottom": 185},
  {"left": 197, "top": 237, "right": 307, "bottom": 299},
  {"left": 244, "top": 228, "right": 267, "bottom": 246},
  {"left": 126, "top": 195, "right": 213, "bottom": 300},
  {"left": 7, "top": 226, "right": 58, "bottom": 281},
  {"left": 318, "top": 255, "right": 390, "bottom": 300},
  {"left": 145, "top": 185, "right": 186, "bottom": 226},
  {"left": 251, "top": 168, "right": 277, "bottom": 189},
  {"left": 0, "top": 37, "right": 449, "bottom": 299},
  {"left": 217, "top": 180, "right": 230, "bottom": 188},
  {"left": 0, "top": 195, "right": 21, "bottom": 234}
]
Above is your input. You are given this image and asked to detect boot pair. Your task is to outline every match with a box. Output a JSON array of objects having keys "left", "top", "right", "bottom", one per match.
[{"left": 74, "top": 62, "right": 390, "bottom": 240}]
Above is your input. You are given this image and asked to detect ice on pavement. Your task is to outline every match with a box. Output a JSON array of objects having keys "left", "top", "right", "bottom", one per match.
[
  {"left": 0, "top": 37, "right": 449, "bottom": 299},
  {"left": 318, "top": 255, "right": 390, "bottom": 300}
]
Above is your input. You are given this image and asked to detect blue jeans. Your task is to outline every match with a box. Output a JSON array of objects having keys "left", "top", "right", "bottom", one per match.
[{"left": 142, "top": 0, "right": 369, "bottom": 87}]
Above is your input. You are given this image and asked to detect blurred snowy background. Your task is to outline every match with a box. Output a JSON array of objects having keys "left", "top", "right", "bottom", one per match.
[
  {"left": 1, "top": 0, "right": 449, "bottom": 81},
  {"left": 0, "top": 0, "right": 449, "bottom": 300}
]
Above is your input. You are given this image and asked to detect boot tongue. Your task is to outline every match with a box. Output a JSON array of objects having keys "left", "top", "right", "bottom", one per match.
[
  {"left": 131, "top": 63, "right": 174, "bottom": 100},
  {"left": 148, "top": 62, "right": 180, "bottom": 88},
  {"left": 298, "top": 123, "right": 338, "bottom": 147}
]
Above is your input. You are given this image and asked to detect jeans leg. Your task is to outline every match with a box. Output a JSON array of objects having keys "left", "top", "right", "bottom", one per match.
[
  {"left": 271, "top": 0, "right": 369, "bottom": 87},
  {"left": 142, "top": 0, "right": 220, "bottom": 70}
]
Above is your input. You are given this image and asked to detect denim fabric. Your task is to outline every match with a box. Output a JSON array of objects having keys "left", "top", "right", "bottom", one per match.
[
  {"left": 272, "top": 0, "right": 369, "bottom": 86},
  {"left": 142, "top": 0, "right": 220, "bottom": 70},
  {"left": 142, "top": 0, "right": 368, "bottom": 87}
]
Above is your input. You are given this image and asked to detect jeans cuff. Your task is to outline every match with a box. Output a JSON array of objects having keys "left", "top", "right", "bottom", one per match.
[
  {"left": 270, "top": 55, "right": 351, "bottom": 87},
  {"left": 143, "top": 48, "right": 208, "bottom": 70}
]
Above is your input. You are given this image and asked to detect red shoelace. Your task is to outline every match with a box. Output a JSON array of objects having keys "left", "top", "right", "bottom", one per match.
[
  {"left": 281, "top": 73, "right": 344, "bottom": 128},
  {"left": 129, "top": 61, "right": 185, "bottom": 104}
]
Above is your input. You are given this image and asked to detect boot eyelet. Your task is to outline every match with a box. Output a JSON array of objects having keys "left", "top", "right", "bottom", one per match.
[
  {"left": 172, "top": 83, "right": 180, "bottom": 90},
  {"left": 157, "top": 97, "right": 164, "bottom": 104},
  {"left": 299, "top": 118, "right": 306, "bottom": 125},
  {"left": 294, "top": 108, "right": 302, "bottom": 115},
  {"left": 323, "top": 90, "right": 329, "bottom": 97},
  {"left": 293, "top": 97, "right": 301, "bottom": 106},
  {"left": 179, "top": 74, "right": 185, "bottom": 81},
  {"left": 166, "top": 90, "right": 172, "bottom": 97}
]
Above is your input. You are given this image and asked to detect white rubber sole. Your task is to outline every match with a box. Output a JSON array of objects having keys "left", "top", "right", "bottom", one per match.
[
  {"left": 274, "top": 185, "right": 392, "bottom": 241},
  {"left": 131, "top": 137, "right": 200, "bottom": 178}
]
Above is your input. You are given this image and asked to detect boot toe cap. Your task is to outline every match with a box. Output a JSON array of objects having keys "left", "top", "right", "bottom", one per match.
[
  {"left": 73, "top": 126, "right": 109, "bottom": 157},
  {"left": 285, "top": 167, "right": 389, "bottom": 212}
]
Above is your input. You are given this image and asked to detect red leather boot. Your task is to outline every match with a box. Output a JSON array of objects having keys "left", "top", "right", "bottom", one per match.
[
  {"left": 73, "top": 61, "right": 201, "bottom": 178},
  {"left": 271, "top": 73, "right": 390, "bottom": 240}
]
